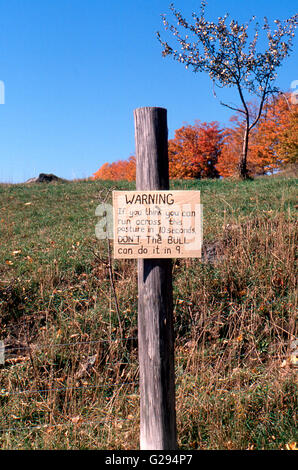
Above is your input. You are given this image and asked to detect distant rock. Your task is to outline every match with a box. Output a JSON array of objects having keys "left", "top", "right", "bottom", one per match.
[{"left": 25, "top": 173, "right": 66, "bottom": 183}]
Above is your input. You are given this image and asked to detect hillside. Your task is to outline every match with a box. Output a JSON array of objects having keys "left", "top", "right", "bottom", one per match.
[{"left": 0, "top": 176, "right": 297, "bottom": 449}]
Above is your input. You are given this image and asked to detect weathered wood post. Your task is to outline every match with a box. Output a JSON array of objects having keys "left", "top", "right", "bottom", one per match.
[{"left": 133, "top": 107, "right": 177, "bottom": 450}]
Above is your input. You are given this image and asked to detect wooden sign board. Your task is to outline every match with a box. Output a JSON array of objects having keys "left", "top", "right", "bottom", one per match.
[{"left": 113, "top": 190, "right": 202, "bottom": 259}]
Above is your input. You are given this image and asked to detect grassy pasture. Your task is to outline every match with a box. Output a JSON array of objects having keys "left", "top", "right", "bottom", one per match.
[{"left": 0, "top": 176, "right": 297, "bottom": 449}]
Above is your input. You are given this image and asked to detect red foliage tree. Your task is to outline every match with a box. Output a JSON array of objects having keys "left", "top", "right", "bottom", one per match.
[
  {"left": 92, "top": 98, "right": 296, "bottom": 181},
  {"left": 251, "top": 93, "right": 297, "bottom": 170},
  {"left": 93, "top": 155, "right": 136, "bottom": 181},
  {"left": 217, "top": 93, "right": 297, "bottom": 177},
  {"left": 169, "top": 121, "right": 223, "bottom": 179}
]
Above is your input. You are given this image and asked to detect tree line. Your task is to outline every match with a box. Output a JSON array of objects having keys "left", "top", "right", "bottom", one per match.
[{"left": 93, "top": 92, "right": 297, "bottom": 181}]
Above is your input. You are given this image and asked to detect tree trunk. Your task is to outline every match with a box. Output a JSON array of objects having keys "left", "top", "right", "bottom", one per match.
[{"left": 238, "top": 122, "right": 250, "bottom": 179}]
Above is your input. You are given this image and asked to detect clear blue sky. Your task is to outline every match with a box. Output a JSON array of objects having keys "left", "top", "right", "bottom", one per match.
[{"left": 0, "top": 0, "right": 297, "bottom": 182}]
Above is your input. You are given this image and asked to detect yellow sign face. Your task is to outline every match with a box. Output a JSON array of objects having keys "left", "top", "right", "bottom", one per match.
[{"left": 113, "top": 191, "right": 202, "bottom": 259}]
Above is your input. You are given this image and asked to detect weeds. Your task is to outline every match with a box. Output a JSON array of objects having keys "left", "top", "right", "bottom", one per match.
[{"left": 0, "top": 177, "right": 297, "bottom": 449}]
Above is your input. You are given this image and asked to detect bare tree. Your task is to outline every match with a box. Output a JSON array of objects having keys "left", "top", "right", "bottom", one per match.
[{"left": 157, "top": 1, "right": 298, "bottom": 179}]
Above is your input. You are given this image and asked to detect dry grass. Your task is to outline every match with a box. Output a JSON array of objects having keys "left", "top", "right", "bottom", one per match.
[{"left": 0, "top": 176, "right": 297, "bottom": 449}]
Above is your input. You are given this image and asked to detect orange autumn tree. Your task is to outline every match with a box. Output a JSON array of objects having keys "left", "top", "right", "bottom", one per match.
[
  {"left": 92, "top": 155, "right": 136, "bottom": 181},
  {"left": 251, "top": 93, "right": 297, "bottom": 170},
  {"left": 93, "top": 122, "right": 223, "bottom": 181},
  {"left": 217, "top": 93, "right": 297, "bottom": 177},
  {"left": 278, "top": 108, "right": 298, "bottom": 164},
  {"left": 169, "top": 121, "right": 223, "bottom": 179},
  {"left": 216, "top": 118, "right": 245, "bottom": 178},
  {"left": 216, "top": 111, "right": 266, "bottom": 177}
]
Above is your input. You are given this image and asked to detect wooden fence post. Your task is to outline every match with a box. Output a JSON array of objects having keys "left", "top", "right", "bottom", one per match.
[{"left": 134, "top": 107, "right": 177, "bottom": 450}]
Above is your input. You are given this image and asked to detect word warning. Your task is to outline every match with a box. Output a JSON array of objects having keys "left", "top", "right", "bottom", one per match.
[{"left": 113, "top": 190, "right": 202, "bottom": 259}]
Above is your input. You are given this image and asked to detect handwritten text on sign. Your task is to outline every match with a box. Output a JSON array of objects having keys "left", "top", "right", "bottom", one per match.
[{"left": 113, "top": 191, "right": 202, "bottom": 259}]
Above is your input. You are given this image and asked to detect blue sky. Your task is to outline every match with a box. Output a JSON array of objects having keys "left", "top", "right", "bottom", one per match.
[{"left": 0, "top": 0, "right": 297, "bottom": 183}]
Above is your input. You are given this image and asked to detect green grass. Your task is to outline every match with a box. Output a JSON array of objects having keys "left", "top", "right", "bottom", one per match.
[{"left": 0, "top": 176, "right": 297, "bottom": 449}]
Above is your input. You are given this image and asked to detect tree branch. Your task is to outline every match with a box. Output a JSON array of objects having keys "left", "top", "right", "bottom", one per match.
[
  {"left": 220, "top": 101, "right": 246, "bottom": 114},
  {"left": 249, "top": 76, "right": 270, "bottom": 131}
]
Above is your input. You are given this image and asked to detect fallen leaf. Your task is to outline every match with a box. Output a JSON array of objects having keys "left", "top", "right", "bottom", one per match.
[
  {"left": 290, "top": 353, "right": 298, "bottom": 366},
  {"left": 45, "top": 426, "right": 55, "bottom": 434},
  {"left": 285, "top": 442, "right": 297, "bottom": 450},
  {"left": 55, "top": 377, "right": 65, "bottom": 383},
  {"left": 70, "top": 416, "right": 82, "bottom": 424}
]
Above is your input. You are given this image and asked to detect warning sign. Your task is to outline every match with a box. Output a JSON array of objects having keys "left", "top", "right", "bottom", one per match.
[{"left": 113, "top": 190, "right": 202, "bottom": 259}]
